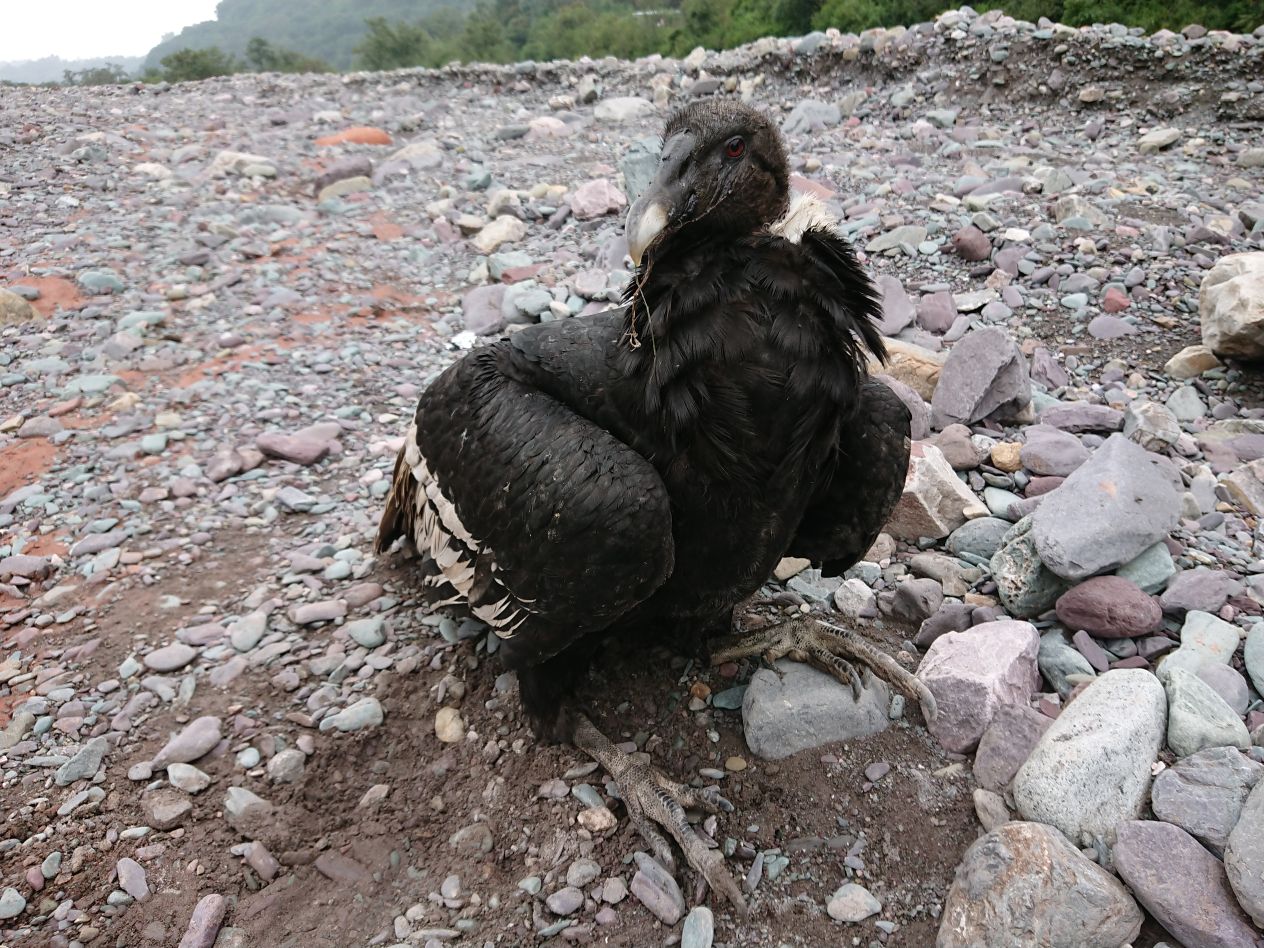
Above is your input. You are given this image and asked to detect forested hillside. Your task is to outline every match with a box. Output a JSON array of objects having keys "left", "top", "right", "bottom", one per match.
[{"left": 141, "top": 0, "right": 474, "bottom": 72}]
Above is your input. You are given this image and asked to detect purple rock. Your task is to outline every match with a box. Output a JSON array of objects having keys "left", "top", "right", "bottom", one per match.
[
  {"left": 915, "top": 602, "right": 976, "bottom": 648},
  {"left": 630, "top": 852, "right": 684, "bottom": 925},
  {"left": 461, "top": 283, "right": 507, "bottom": 335},
  {"left": 1113, "top": 820, "right": 1259, "bottom": 948},
  {"left": 1030, "top": 347, "right": 1068, "bottom": 389},
  {"left": 255, "top": 432, "right": 330, "bottom": 466},
  {"left": 931, "top": 327, "right": 1031, "bottom": 430},
  {"left": 151, "top": 716, "right": 223, "bottom": 769},
  {"left": 916, "top": 620, "right": 1041, "bottom": 753},
  {"left": 178, "top": 894, "right": 228, "bottom": 948},
  {"left": 876, "top": 374, "right": 930, "bottom": 440},
  {"left": 116, "top": 857, "right": 150, "bottom": 901},
  {"left": 1020, "top": 425, "right": 1089, "bottom": 477},
  {"left": 1160, "top": 568, "right": 1245, "bottom": 618},
  {"left": 875, "top": 275, "right": 914, "bottom": 336},
  {"left": 951, "top": 225, "right": 992, "bottom": 262},
  {"left": 916, "top": 291, "right": 957, "bottom": 333},
  {"left": 889, "top": 578, "right": 944, "bottom": 623},
  {"left": 1072, "top": 630, "right": 1113, "bottom": 673},
  {"left": 972, "top": 702, "right": 1052, "bottom": 792},
  {"left": 1039, "top": 402, "right": 1124, "bottom": 433}
]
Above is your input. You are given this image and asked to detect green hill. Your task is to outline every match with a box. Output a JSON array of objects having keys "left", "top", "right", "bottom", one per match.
[{"left": 142, "top": 0, "right": 475, "bottom": 72}]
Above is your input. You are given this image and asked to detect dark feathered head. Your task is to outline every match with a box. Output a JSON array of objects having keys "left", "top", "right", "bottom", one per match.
[{"left": 625, "top": 100, "right": 790, "bottom": 267}]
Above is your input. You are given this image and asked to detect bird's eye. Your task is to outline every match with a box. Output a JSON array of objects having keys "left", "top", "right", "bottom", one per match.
[{"left": 724, "top": 136, "right": 746, "bottom": 159}]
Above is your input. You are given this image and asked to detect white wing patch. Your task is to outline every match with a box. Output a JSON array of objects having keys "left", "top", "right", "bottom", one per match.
[
  {"left": 768, "top": 192, "right": 842, "bottom": 244},
  {"left": 403, "top": 423, "right": 531, "bottom": 638}
]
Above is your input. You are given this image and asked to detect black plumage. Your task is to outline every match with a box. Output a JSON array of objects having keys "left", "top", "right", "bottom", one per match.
[{"left": 377, "top": 99, "right": 919, "bottom": 910}]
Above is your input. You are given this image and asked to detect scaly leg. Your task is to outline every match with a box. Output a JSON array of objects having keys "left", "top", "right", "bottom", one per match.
[
  {"left": 572, "top": 713, "right": 748, "bottom": 915},
  {"left": 710, "top": 617, "right": 937, "bottom": 724}
]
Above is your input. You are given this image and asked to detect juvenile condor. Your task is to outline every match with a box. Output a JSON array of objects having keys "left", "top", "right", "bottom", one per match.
[{"left": 377, "top": 99, "right": 935, "bottom": 912}]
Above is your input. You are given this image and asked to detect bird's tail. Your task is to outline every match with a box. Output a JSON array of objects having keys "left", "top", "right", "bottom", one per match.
[{"left": 374, "top": 445, "right": 413, "bottom": 554}]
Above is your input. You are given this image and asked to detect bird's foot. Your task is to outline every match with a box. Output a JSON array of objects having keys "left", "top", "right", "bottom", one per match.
[
  {"left": 709, "top": 617, "right": 937, "bottom": 724},
  {"left": 572, "top": 713, "right": 748, "bottom": 916}
]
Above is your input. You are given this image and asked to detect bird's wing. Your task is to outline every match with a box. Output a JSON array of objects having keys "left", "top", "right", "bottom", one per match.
[
  {"left": 377, "top": 333, "right": 673, "bottom": 667},
  {"left": 786, "top": 377, "right": 912, "bottom": 575}
]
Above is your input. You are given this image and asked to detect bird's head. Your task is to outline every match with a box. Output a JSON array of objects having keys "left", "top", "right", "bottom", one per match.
[{"left": 625, "top": 100, "right": 789, "bottom": 267}]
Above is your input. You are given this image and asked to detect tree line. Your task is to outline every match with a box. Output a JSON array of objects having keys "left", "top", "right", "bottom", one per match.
[{"left": 57, "top": 0, "right": 1261, "bottom": 85}]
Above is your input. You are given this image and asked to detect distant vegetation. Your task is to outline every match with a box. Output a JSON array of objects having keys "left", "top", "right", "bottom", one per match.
[
  {"left": 350, "top": 0, "right": 1260, "bottom": 68},
  {"left": 3, "top": 0, "right": 1257, "bottom": 86},
  {"left": 0, "top": 55, "right": 143, "bottom": 85}
]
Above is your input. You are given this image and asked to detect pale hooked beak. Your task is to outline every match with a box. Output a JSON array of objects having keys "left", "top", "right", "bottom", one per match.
[{"left": 625, "top": 199, "right": 668, "bottom": 268}]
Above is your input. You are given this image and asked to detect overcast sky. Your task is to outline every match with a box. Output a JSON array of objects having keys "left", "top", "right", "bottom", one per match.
[{"left": 12, "top": 0, "right": 222, "bottom": 60}]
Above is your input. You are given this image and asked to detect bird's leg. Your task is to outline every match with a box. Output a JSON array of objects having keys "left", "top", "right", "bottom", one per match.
[
  {"left": 709, "top": 617, "right": 937, "bottom": 724},
  {"left": 571, "top": 713, "right": 748, "bottom": 916}
]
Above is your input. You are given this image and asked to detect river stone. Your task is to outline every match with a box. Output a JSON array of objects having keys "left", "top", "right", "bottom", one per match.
[
  {"left": 1037, "top": 630, "right": 1095, "bottom": 699},
  {"left": 1151, "top": 746, "right": 1263, "bottom": 856},
  {"left": 991, "top": 516, "right": 1071, "bottom": 618},
  {"left": 151, "top": 716, "right": 223, "bottom": 769},
  {"left": 937, "top": 821, "right": 1142, "bottom": 948},
  {"left": 742, "top": 660, "right": 889, "bottom": 760},
  {"left": 973, "top": 703, "right": 1053, "bottom": 793},
  {"left": 946, "top": 516, "right": 1011, "bottom": 560},
  {"left": 1053, "top": 576, "right": 1162, "bottom": 638},
  {"left": 1226, "top": 780, "right": 1264, "bottom": 928},
  {"left": 916, "top": 620, "right": 1040, "bottom": 753},
  {"left": 1020, "top": 425, "right": 1088, "bottom": 477},
  {"left": 1116, "top": 541, "right": 1177, "bottom": 593},
  {"left": 1246, "top": 623, "right": 1264, "bottom": 697},
  {"left": 826, "top": 883, "right": 881, "bottom": 922},
  {"left": 1114, "top": 820, "right": 1260, "bottom": 948},
  {"left": 930, "top": 327, "right": 1031, "bottom": 430},
  {"left": 1012, "top": 670, "right": 1166, "bottom": 851},
  {"left": 1032, "top": 434, "right": 1181, "bottom": 581},
  {"left": 1165, "top": 669, "right": 1251, "bottom": 758},
  {"left": 1159, "top": 610, "right": 1243, "bottom": 683},
  {"left": 54, "top": 736, "right": 108, "bottom": 786},
  {"left": 1200, "top": 252, "right": 1264, "bottom": 361}
]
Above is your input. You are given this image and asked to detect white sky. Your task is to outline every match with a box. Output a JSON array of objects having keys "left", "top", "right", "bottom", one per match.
[{"left": 11, "top": 0, "right": 222, "bottom": 61}]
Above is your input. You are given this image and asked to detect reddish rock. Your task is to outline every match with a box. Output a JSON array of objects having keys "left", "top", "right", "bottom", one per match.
[
  {"left": 570, "top": 178, "right": 627, "bottom": 221},
  {"left": 255, "top": 432, "right": 331, "bottom": 467},
  {"left": 1054, "top": 575, "right": 1163, "bottom": 639},
  {"left": 950, "top": 225, "right": 992, "bottom": 262},
  {"left": 315, "top": 126, "right": 392, "bottom": 147},
  {"left": 1102, "top": 285, "right": 1131, "bottom": 313}
]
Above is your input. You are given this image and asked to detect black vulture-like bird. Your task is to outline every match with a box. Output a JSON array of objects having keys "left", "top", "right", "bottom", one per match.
[{"left": 377, "top": 99, "right": 935, "bottom": 911}]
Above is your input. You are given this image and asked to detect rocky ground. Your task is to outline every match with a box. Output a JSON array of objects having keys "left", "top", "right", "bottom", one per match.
[{"left": 3, "top": 6, "right": 1264, "bottom": 947}]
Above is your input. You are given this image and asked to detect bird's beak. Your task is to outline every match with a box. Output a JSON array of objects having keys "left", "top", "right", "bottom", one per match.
[{"left": 624, "top": 130, "right": 695, "bottom": 267}]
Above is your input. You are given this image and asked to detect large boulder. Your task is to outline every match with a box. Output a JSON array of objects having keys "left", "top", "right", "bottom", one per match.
[
  {"left": 1114, "top": 820, "right": 1260, "bottom": 948},
  {"left": 937, "top": 822, "right": 1142, "bottom": 948},
  {"left": 1012, "top": 670, "right": 1166, "bottom": 851},
  {"left": 1200, "top": 252, "right": 1264, "bottom": 360},
  {"left": 1031, "top": 434, "right": 1181, "bottom": 581},
  {"left": 1226, "top": 780, "right": 1264, "bottom": 928},
  {"left": 1151, "top": 746, "right": 1263, "bottom": 856}
]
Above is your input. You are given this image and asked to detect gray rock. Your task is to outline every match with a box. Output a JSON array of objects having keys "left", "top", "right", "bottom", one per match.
[
  {"left": 1037, "top": 629, "right": 1095, "bottom": 698},
  {"left": 1013, "top": 669, "right": 1166, "bottom": 851},
  {"left": 781, "top": 99, "right": 841, "bottom": 135},
  {"left": 1117, "top": 541, "right": 1178, "bottom": 593},
  {"left": 594, "top": 96, "right": 654, "bottom": 123},
  {"left": 619, "top": 136, "right": 659, "bottom": 204},
  {"left": 1165, "top": 669, "right": 1251, "bottom": 758},
  {"left": 937, "top": 822, "right": 1142, "bottom": 948},
  {"left": 681, "top": 906, "right": 714, "bottom": 948},
  {"left": 1160, "top": 610, "right": 1244, "bottom": 683},
  {"left": 1246, "top": 623, "right": 1264, "bottom": 698},
  {"left": 826, "top": 882, "right": 881, "bottom": 922},
  {"left": 461, "top": 284, "right": 507, "bottom": 335},
  {"left": 345, "top": 617, "right": 385, "bottom": 649},
  {"left": 117, "top": 857, "right": 150, "bottom": 901},
  {"left": 630, "top": 852, "right": 684, "bottom": 925},
  {"left": 322, "top": 697, "right": 384, "bottom": 732},
  {"left": 143, "top": 788, "right": 193, "bottom": 830},
  {"left": 1114, "top": 820, "right": 1260, "bottom": 948},
  {"left": 1151, "top": 746, "right": 1263, "bottom": 856},
  {"left": 546, "top": 886, "right": 584, "bottom": 916},
  {"left": 1226, "top": 780, "right": 1264, "bottom": 928},
  {"left": 992, "top": 517, "right": 1071, "bottom": 619},
  {"left": 742, "top": 660, "right": 889, "bottom": 760},
  {"left": 946, "top": 517, "right": 1011, "bottom": 560},
  {"left": 0, "top": 887, "right": 26, "bottom": 920},
  {"left": 55, "top": 736, "right": 108, "bottom": 786},
  {"left": 1031, "top": 434, "right": 1181, "bottom": 582},
  {"left": 1039, "top": 402, "right": 1124, "bottom": 433},
  {"left": 143, "top": 641, "right": 198, "bottom": 672},
  {"left": 1200, "top": 252, "right": 1264, "bottom": 361},
  {"left": 930, "top": 327, "right": 1031, "bottom": 430},
  {"left": 1124, "top": 400, "right": 1181, "bottom": 452}
]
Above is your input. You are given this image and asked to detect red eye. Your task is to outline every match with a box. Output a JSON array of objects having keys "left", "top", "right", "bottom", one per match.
[{"left": 725, "top": 136, "right": 745, "bottom": 159}]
